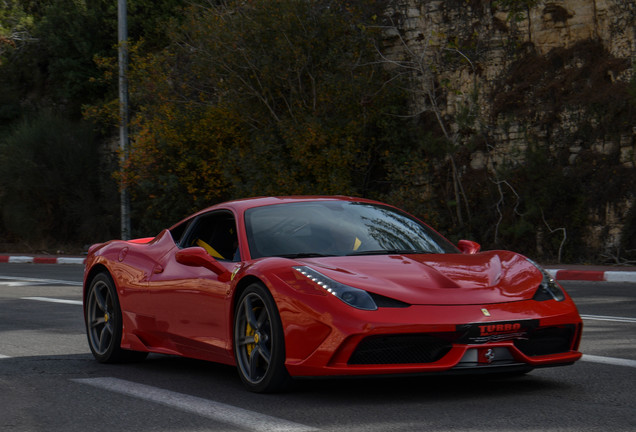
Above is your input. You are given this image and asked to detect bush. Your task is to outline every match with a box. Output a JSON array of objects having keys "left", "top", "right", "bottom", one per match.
[{"left": 0, "top": 112, "right": 118, "bottom": 248}]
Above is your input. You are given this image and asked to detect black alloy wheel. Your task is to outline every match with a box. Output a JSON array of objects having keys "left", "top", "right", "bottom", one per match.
[
  {"left": 233, "top": 283, "right": 290, "bottom": 393},
  {"left": 85, "top": 272, "right": 147, "bottom": 363}
]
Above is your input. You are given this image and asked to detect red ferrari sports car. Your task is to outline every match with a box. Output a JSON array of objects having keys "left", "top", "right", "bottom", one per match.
[{"left": 83, "top": 196, "right": 582, "bottom": 392}]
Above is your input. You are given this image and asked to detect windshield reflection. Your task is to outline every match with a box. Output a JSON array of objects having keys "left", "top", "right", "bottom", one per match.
[{"left": 245, "top": 201, "right": 457, "bottom": 259}]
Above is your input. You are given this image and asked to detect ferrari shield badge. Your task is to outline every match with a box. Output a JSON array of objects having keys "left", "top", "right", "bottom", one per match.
[{"left": 231, "top": 265, "right": 241, "bottom": 281}]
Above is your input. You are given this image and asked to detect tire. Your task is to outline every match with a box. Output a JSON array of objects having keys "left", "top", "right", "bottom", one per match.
[
  {"left": 233, "top": 283, "right": 291, "bottom": 393},
  {"left": 85, "top": 272, "right": 147, "bottom": 363}
]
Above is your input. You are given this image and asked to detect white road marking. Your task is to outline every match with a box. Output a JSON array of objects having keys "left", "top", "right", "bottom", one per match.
[
  {"left": 22, "top": 296, "right": 82, "bottom": 305},
  {"left": 2, "top": 256, "right": 84, "bottom": 264},
  {"left": 0, "top": 275, "right": 82, "bottom": 286},
  {"left": 0, "top": 354, "right": 10, "bottom": 359},
  {"left": 581, "top": 314, "right": 636, "bottom": 324},
  {"left": 582, "top": 354, "right": 636, "bottom": 369},
  {"left": 0, "top": 281, "right": 47, "bottom": 287},
  {"left": 72, "top": 377, "right": 319, "bottom": 432}
]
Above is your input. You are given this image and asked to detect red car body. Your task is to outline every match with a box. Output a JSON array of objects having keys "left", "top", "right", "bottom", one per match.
[{"left": 83, "top": 196, "right": 582, "bottom": 392}]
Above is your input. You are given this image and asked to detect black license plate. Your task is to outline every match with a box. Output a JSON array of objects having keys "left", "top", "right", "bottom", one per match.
[{"left": 456, "top": 320, "right": 539, "bottom": 344}]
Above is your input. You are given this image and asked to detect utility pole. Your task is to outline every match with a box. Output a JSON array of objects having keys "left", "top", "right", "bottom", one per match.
[{"left": 118, "top": 0, "right": 131, "bottom": 240}]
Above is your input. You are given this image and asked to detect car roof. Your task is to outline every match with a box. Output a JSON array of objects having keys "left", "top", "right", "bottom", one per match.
[{"left": 199, "top": 195, "right": 381, "bottom": 214}]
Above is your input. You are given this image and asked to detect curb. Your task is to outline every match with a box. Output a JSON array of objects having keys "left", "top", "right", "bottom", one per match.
[
  {"left": 0, "top": 255, "right": 85, "bottom": 265},
  {"left": 546, "top": 269, "right": 636, "bottom": 283}
]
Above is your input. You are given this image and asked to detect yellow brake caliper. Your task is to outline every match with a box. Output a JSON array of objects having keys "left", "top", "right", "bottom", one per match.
[
  {"left": 245, "top": 306, "right": 263, "bottom": 356},
  {"left": 246, "top": 321, "right": 255, "bottom": 356}
]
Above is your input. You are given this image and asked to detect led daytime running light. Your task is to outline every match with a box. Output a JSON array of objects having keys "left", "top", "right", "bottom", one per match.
[{"left": 293, "top": 266, "right": 377, "bottom": 311}]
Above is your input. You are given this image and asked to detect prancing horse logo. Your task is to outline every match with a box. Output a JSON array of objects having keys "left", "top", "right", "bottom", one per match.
[{"left": 485, "top": 348, "right": 495, "bottom": 363}]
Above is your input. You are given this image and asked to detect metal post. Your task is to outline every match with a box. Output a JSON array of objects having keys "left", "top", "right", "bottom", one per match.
[{"left": 118, "top": 0, "right": 131, "bottom": 240}]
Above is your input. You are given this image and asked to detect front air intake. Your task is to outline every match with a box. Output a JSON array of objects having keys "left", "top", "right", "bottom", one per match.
[
  {"left": 513, "top": 325, "right": 576, "bottom": 356},
  {"left": 348, "top": 334, "right": 452, "bottom": 365}
]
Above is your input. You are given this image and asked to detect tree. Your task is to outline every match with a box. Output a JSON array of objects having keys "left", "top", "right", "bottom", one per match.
[
  {"left": 0, "top": 0, "right": 36, "bottom": 63},
  {"left": 0, "top": 0, "right": 190, "bottom": 246},
  {"left": 122, "top": 0, "right": 417, "bottom": 233},
  {"left": 0, "top": 112, "right": 119, "bottom": 246}
]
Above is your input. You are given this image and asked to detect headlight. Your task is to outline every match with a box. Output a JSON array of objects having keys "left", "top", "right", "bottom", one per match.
[
  {"left": 293, "top": 266, "right": 377, "bottom": 311},
  {"left": 527, "top": 259, "right": 565, "bottom": 302}
]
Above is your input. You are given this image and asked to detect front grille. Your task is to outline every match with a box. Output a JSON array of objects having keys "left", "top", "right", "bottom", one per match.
[
  {"left": 348, "top": 334, "right": 452, "bottom": 365},
  {"left": 514, "top": 325, "right": 575, "bottom": 356}
]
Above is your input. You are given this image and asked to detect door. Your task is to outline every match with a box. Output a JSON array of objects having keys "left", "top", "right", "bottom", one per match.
[{"left": 147, "top": 210, "right": 240, "bottom": 363}]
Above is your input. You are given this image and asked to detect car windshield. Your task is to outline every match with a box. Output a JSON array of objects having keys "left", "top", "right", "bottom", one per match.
[{"left": 244, "top": 201, "right": 458, "bottom": 259}]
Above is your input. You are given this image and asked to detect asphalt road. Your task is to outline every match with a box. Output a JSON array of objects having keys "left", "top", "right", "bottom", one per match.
[{"left": 1, "top": 263, "right": 635, "bottom": 431}]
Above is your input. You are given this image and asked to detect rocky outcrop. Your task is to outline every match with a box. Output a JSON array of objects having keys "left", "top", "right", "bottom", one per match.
[{"left": 386, "top": 0, "right": 635, "bottom": 259}]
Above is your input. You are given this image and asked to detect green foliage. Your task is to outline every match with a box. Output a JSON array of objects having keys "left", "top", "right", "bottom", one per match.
[
  {"left": 494, "top": 147, "right": 583, "bottom": 257},
  {"left": 481, "top": 39, "right": 636, "bottom": 261},
  {"left": 124, "top": 0, "right": 417, "bottom": 234},
  {"left": 0, "top": 1, "right": 36, "bottom": 129},
  {"left": 492, "top": 0, "right": 539, "bottom": 22},
  {"left": 33, "top": 1, "right": 114, "bottom": 113},
  {"left": 1, "top": 0, "right": 634, "bottom": 263},
  {"left": 0, "top": 0, "right": 187, "bottom": 121},
  {"left": 0, "top": 112, "right": 119, "bottom": 245},
  {"left": 127, "top": 0, "right": 186, "bottom": 50},
  {"left": 492, "top": 40, "right": 631, "bottom": 134},
  {"left": 621, "top": 204, "right": 636, "bottom": 260},
  {"left": 630, "top": 61, "right": 636, "bottom": 104},
  {"left": 0, "top": 0, "right": 35, "bottom": 60},
  {"left": 0, "top": 0, "right": 189, "bottom": 245},
  {"left": 473, "top": 145, "right": 635, "bottom": 262}
]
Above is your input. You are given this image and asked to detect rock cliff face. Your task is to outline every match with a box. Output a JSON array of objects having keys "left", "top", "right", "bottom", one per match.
[{"left": 386, "top": 0, "right": 635, "bottom": 259}]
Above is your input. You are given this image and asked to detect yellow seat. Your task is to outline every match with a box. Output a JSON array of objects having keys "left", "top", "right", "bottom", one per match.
[{"left": 196, "top": 239, "right": 224, "bottom": 260}]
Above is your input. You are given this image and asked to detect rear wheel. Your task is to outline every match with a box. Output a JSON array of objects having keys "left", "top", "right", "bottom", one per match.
[
  {"left": 233, "top": 283, "right": 290, "bottom": 393},
  {"left": 85, "top": 272, "right": 147, "bottom": 363}
]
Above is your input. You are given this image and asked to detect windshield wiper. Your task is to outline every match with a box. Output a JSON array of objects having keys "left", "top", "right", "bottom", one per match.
[{"left": 346, "top": 249, "right": 431, "bottom": 256}]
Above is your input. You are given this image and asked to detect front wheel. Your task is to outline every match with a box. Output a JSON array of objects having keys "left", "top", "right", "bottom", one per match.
[
  {"left": 85, "top": 272, "right": 147, "bottom": 363},
  {"left": 233, "top": 283, "right": 290, "bottom": 393}
]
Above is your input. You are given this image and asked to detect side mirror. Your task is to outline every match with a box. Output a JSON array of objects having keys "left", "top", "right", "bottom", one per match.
[
  {"left": 457, "top": 240, "right": 481, "bottom": 254},
  {"left": 176, "top": 247, "right": 231, "bottom": 279}
]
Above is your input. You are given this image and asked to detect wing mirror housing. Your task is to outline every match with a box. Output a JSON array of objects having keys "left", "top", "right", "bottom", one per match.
[
  {"left": 457, "top": 240, "right": 481, "bottom": 254},
  {"left": 175, "top": 247, "right": 231, "bottom": 280}
]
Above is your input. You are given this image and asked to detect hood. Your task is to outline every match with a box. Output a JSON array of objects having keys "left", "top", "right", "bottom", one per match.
[{"left": 298, "top": 251, "right": 542, "bottom": 305}]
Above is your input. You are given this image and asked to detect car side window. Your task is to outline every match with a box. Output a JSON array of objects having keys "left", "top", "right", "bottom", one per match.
[
  {"left": 182, "top": 211, "right": 239, "bottom": 262},
  {"left": 170, "top": 219, "right": 193, "bottom": 247}
]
